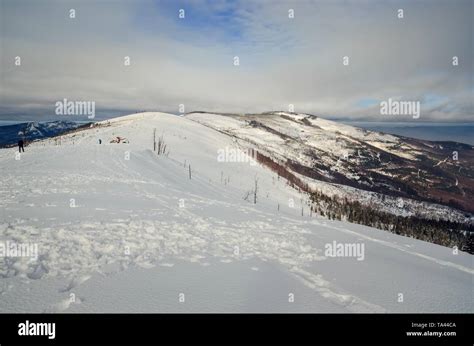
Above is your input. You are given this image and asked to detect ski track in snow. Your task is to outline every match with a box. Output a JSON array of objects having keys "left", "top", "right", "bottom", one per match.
[
  {"left": 332, "top": 225, "right": 474, "bottom": 275},
  {"left": 0, "top": 112, "right": 472, "bottom": 313}
]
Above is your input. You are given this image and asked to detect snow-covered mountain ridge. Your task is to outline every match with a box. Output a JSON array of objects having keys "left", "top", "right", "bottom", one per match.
[
  {"left": 0, "top": 111, "right": 472, "bottom": 313},
  {"left": 186, "top": 111, "right": 472, "bottom": 215},
  {"left": 186, "top": 111, "right": 473, "bottom": 214}
]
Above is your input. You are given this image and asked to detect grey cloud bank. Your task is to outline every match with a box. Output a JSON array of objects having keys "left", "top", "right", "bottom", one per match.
[{"left": 0, "top": 0, "right": 472, "bottom": 122}]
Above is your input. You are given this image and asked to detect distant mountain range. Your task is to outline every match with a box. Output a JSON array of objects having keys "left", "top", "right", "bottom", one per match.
[{"left": 0, "top": 121, "right": 91, "bottom": 147}]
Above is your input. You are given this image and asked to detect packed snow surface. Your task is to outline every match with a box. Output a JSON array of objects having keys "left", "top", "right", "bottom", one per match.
[{"left": 0, "top": 112, "right": 472, "bottom": 313}]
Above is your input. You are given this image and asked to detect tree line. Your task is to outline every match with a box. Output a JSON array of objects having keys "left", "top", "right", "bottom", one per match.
[{"left": 252, "top": 149, "right": 473, "bottom": 254}]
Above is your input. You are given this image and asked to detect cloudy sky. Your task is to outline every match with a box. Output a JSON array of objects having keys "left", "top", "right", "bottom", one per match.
[{"left": 0, "top": 0, "right": 472, "bottom": 122}]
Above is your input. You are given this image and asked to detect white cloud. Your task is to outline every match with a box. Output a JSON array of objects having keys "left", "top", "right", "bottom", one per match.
[{"left": 0, "top": 0, "right": 472, "bottom": 121}]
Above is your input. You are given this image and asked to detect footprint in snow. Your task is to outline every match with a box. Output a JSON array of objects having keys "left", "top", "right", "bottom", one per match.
[
  {"left": 60, "top": 274, "right": 91, "bottom": 293},
  {"left": 27, "top": 263, "right": 49, "bottom": 280},
  {"left": 46, "top": 295, "right": 83, "bottom": 312},
  {"left": 159, "top": 263, "right": 174, "bottom": 267}
]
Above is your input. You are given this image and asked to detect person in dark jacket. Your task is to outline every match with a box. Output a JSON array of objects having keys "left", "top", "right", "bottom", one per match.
[{"left": 18, "top": 139, "right": 25, "bottom": 152}]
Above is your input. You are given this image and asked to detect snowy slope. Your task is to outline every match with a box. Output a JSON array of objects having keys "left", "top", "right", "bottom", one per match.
[
  {"left": 0, "top": 112, "right": 472, "bottom": 313},
  {"left": 186, "top": 112, "right": 474, "bottom": 221}
]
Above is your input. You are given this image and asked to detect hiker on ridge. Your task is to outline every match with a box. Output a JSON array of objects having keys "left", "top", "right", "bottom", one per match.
[{"left": 18, "top": 139, "right": 25, "bottom": 153}]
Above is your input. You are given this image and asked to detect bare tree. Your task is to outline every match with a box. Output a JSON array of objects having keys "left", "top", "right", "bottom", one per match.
[
  {"left": 243, "top": 190, "right": 251, "bottom": 202},
  {"left": 156, "top": 135, "right": 168, "bottom": 155},
  {"left": 253, "top": 176, "right": 259, "bottom": 204}
]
